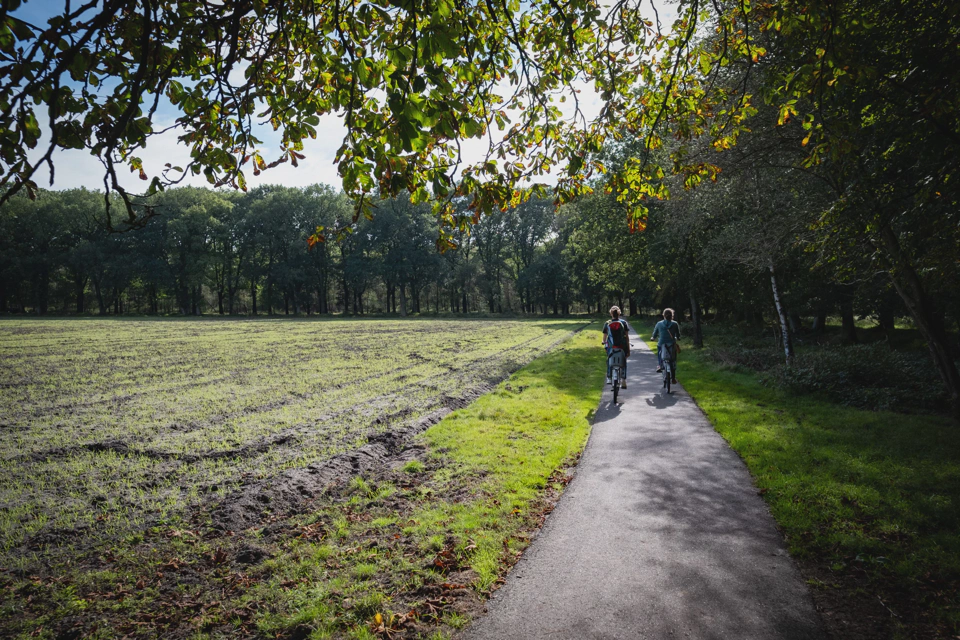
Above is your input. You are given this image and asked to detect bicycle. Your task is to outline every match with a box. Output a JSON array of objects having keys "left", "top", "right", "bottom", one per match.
[
  {"left": 659, "top": 344, "right": 674, "bottom": 394},
  {"left": 608, "top": 349, "right": 626, "bottom": 402}
]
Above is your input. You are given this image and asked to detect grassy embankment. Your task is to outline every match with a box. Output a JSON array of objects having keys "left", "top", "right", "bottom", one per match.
[{"left": 675, "top": 339, "right": 960, "bottom": 638}]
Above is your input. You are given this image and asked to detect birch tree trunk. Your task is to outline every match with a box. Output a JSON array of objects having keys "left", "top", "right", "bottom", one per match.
[{"left": 769, "top": 263, "right": 794, "bottom": 366}]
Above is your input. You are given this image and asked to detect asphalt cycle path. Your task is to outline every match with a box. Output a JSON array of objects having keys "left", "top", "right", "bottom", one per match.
[{"left": 462, "top": 333, "right": 825, "bottom": 640}]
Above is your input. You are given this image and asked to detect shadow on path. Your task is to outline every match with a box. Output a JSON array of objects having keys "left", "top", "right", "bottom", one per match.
[{"left": 462, "top": 334, "right": 826, "bottom": 640}]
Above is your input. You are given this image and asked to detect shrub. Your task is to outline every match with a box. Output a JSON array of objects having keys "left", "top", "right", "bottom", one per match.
[
  {"left": 770, "top": 343, "right": 949, "bottom": 413},
  {"left": 698, "top": 323, "right": 953, "bottom": 414}
]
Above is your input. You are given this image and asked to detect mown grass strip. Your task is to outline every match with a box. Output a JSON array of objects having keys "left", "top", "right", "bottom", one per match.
[
  {"left": 416, "top": 327, "right": 604, "bottom": 588},
  {"left": 675, "top": 346, "right": 960, "bottom": 637},
  {"left": 246, "top": 328, "right": 605, "bottom": 640}
]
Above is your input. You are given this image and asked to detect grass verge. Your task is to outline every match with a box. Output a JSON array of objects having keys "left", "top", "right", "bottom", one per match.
[{"left": 677, "top": 345, "right": 960, "bottom": 639}]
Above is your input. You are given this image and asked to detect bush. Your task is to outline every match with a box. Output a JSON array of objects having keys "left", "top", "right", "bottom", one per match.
[{"left": 769, "top": 343, "right": 949, "bottom": 413}]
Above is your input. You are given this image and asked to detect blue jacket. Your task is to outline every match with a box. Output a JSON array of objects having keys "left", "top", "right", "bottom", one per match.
[{"left": 652, "top": 319, "right": 681, "bottom": 348}]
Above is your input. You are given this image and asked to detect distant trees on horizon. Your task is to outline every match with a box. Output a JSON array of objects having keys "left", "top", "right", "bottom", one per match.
[{"left": 0, "top": 184, "right": 655, "bottom": 318}]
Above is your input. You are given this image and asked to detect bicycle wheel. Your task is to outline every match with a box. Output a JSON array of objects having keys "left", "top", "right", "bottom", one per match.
[{"left": 613, "top": 377, "right": 620, "bottom": 402}]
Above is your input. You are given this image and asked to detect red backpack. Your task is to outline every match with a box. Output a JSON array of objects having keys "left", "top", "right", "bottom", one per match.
[{"left": 607, "top": 319, "right": 628, "bottom": 350}]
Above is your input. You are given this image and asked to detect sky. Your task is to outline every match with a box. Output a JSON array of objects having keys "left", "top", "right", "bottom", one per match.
[{"left": 15, "top": 0, "right": 675, "bottom": 195}]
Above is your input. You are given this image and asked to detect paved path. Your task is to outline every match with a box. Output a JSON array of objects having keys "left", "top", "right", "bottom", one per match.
[{"left": 463, "top": 335, "right": 825, "bottom": 640}]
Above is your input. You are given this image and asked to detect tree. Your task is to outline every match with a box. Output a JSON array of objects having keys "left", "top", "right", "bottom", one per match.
[
  {"left": 157, "top": 187, "right": 228, "bottom": 315},
  {"left": 562, "top": 190, "right": 648, "bottom": 314},
  {"left": 473, "top": 207, "right": 510, "bottom": 313},
  {"left": 303, "top": 185, "right": 351, "bottom": 314},
  {"left": 740, "top": 0, "right": 960, "bottom": 412},
  {"left": 506, "top": 197, "right": 553, "bottom": 313}
]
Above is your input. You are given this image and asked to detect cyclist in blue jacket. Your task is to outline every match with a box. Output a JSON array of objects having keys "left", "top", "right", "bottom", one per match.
[{"left": 652, "top": 308, "right": 681, "bottom": 384}]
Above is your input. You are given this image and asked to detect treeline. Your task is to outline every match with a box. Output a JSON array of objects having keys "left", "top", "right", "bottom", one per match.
[{"left": 0, "top": 184, "right": 655, "bottom": 317}]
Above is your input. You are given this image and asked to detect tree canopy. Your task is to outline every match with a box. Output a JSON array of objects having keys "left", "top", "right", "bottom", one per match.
[{"left": 0, "top": 0, "right": 766, "bottom": 237}]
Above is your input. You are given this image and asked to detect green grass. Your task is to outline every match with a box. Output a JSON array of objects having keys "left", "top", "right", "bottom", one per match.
[
  {"left": 0, "top": 317, "right": 582, "bottom": 562},
  {"left": 677, "top": 344, "right": 960, "bottom": 635},
  {"left": 0, "top": 319, "right": 602, "bottom": 639},
  {"left": 236, "top": 328, "right": 605, "bottom": 638}
]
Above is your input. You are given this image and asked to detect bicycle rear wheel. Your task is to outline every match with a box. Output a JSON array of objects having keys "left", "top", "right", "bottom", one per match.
[{"left": 613, "top": 377, "right": 620, "bottom": 402}]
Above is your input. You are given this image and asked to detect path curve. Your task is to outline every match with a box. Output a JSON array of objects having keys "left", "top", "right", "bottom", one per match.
[{"left": 462, "top": 334, "right": 825, "bottom": 640}]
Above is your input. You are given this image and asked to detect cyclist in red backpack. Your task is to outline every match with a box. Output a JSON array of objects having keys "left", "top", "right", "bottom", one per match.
[{"left": 602, "top": 306, "right": 632, "bottom": 389}]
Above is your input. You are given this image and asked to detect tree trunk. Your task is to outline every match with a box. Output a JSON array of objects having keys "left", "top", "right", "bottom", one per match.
[
  {"left": 37, "top": 265, "right": 50, "bottom": 315},
  {"left": 788, "top": 312, "right": 803, "bottom": 335},
  {"left": 94, "top": 279, "right": 107, "bottom": 315},
  {"left": 689, "top": 292, "right": 704, "bottom": 348},
  {"left": 811, "top": 312, "right": 827, "bottom": 334},
  {"left": 399, "top": 283, "right": 408, "bottom": 317},
  {"left": 178, "top": 279, "right": 189, "bottom": 315},
  {"left": 251, "top": 278, "right": 258, "bottom": 315},
  {"left": 769, "top": 263, "right": 794, "bottom": 365},
  {"left": 878, "top": 308, "right": 895, "bottom": 332},
  {"left": 880, "top": 225, "right": 960, "bottom": 418},
  {"left": 75, "top": 273, "right": 86, "bottom": 314},
  {"left": 841, "top": 300, "right": 858, "bottom": 344}
]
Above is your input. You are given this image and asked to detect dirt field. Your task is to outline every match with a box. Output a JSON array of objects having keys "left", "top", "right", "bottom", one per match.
[{"left": 0, "top": 317, "right": 586, "bottom": 638}]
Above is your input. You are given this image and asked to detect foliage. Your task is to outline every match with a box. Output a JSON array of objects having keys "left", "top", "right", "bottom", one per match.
[
  {"left": 0, "top": 0, "right": 769, "bottom": 238},
  {"left": 694, "top": 321, "right": 954, "bottom": 415},
  {"left": 771, "top": 344, "right": 950, "bottom": 414},
  {"left": 2, "top": 185, "right": 643, "bottom": 316}
]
